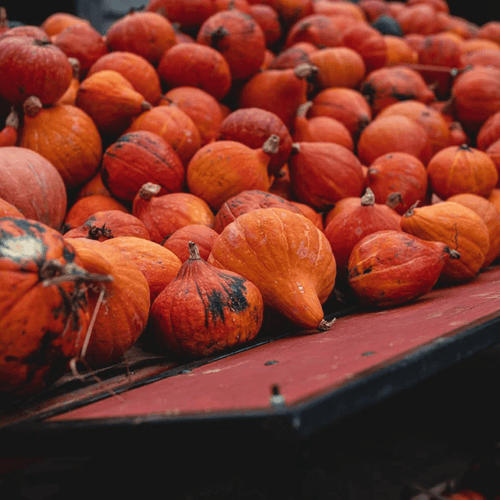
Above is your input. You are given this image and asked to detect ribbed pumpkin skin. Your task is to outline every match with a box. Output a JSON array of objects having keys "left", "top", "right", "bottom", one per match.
[
  {"left": 66, "top": 238, "right": 150, "bottom": 367},
  {"left": 151, "top": 243, "right": 264, "bottom": 358},
  {"left": 213, "top": 189, "right": 302, "bottom": 233},
  {"left": 0, "top": 37, "right": 73, "bottom": 106},
  {"left": 400, "top": 202, "right": 490, "bottom": 284},
  {"left": 0, "top": 147, "right": 67, "bottom": 230},
  {"left": 0, "top": 218, "right": 89, "bottom": 395},
  {"left": 63, "top": 210, "right": 151, "bottom": 242},
  {"left": 0, "top": 197, "right": 24, "bottom": 218},
  {"left": 104, "top": 236, "right": 181, "bottom": 303},
  {"left": 101, "top": 131, "right": 185, "bottom": 203},
  {"left": 87, "top": 51, "right": 162, "bottom": 105},
  {"left": 447, "top": 193, "right": 500, "bottom": 268},
  {"left": 348, "top": 230, "right": 451, "bottom": 307},
  {"left": 18, "top": 103, "right": 102, "bottom": 190},
  {"left": 208, "top": 208, "right": 336, "bottom": 330}
]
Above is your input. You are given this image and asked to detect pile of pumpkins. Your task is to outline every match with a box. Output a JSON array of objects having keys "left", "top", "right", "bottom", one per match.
[{"left": 1, "top": 0, "right": 500, "bottom": 396}]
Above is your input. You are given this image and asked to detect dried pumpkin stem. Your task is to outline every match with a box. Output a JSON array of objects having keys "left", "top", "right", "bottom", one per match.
[
  {"left": 138, "top": 182, "right": 161, "bottom": 201},
  {"left": 41, "top": 260, "right": 114, "bottom": 287},
  {"left": 361, "top": 187, "right": 375, "bottom": 206},
  {"left": 317, "top": 317, "right": 336, "bottom": 331},
  {"left": 403, "top": 200, "right": 420, "bottom": 217},
  {"left": 5, "top": 107, "right": 19, "bottom": 129},
  {"left": 386, "top": 192, "right": 402, "bottom": 209},
  {"left": 290, "top": 143, "right": 301, "bottom": 155},
  {"left": 23, "top": 96, "right": 43, "bottom": 117},
  {"left": 444, "top": 247, "right": 461, "bottom": 259},
  {"left": 296, "top": 101, "right": 313, "bottom": 118},
  {"left": 294, "top": 63, "right": 318, "bottom": 81},
  {"left": 141, "top": 101, "right": 152, "bottom": 111},
  {"left": 188, "top": 241, "right": 201, "bottom": 260},
  {"left": 68, "top": 57, "right": 80, "bottom": 78},
  {"left": 262, "top": 134, "right": 280, "bottom": 155}
]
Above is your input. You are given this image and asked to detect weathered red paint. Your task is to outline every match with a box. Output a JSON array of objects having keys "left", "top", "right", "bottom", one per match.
[{"left": 50, "top": 266, "right": 500, "bottom": 422}]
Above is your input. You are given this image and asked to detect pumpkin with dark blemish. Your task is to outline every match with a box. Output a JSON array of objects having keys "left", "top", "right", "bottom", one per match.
[
  {"left": 0, "top": 218, "right": 109, "bottom": 395},
  {"left": 151, "top": 242, "right": 263, "bottom": 358},
  {"left": 348, "top": 230, "right": 457, "bottom": 308},
  {"left": 197, "top": 9, "right": 266, "bottom": 81}
]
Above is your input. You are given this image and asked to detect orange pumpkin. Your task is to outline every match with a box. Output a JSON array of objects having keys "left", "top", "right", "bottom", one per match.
[
  {"left": 400, "top": 201, "right": 490, "bottom": 283},
  {"left": 77, "top": 70, "right": 152, "bottom": 137},
  {"left": 209, "top": 207, "right": 336, "bottom": 330},
  {"left": 163, "top": 225, "right": 218, "bottom": 262},
  {"left": 284, "top": 14, "right": 343, "bottom": 48},
  {"left": 104, "top": 236, "right": 182, "bottom": 302},
  {"left": 427, "top": 144, "right": 498, "bottom": 199},
  {"left": 66, "top": 238, "right": 150, "bottom": 367},
  {"left": 18, "top": 96, "right": 102, "bottom": 190},
  {"left": 0, "top": 107, "right": 18, "bottom": 147},
  {"left": 132, "top": 183, "right": 215, "bottom": 244},
  {"left": 0, "top": 218, "right": 99, "bottom": 395},
  {"left": 348, "top": 230, "right": 457, "bottom": 307},
  {"left": 151, "top": 242, "right": 264, "bottom": 358}
]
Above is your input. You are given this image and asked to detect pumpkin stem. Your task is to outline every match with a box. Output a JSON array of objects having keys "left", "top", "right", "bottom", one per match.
[
  {"left": 88, "top": 223, "right": 114, "bottom": 240},
  {"left": 296, "top": 101, "right": 313, "bottom": 118},
  {"left": 138, "top": 182, "right": 161, "bottom": 201},
  {"left": 41, "top": 260, "right": 114, "bottom": 287},
  {"left": 262, "top": 134, "right": 280, "bottom": 155},
  {"left": 211, "top": 26, "right": 229, "bottom": 50},
  {"left": 403, "top": 200, "right": 420, "bottom": 217},
  {"left": 5, "top": 107, "right": 19, "bottom": 130},
  {"left": 459, "top": 143, "right": 472, "bottom": 151},
  {"left": 294, "top": 63, "right": 318, "bottom": 82},
  {"left": 68, "top": 57, "right": 81, "bottom": 79},
  {"left": 33, "top": 38, "right": 52, "bottom": 47},
  {"left": 317, "top": 317, "right": 336, "bottom": 331},
  {"left": 23, "top": 96, "right": 43, "bottom": 117},
  {"left": 444, "top": 247, "right": 461, "bottom": 259},
  {"left": 386, "top": 192, "right": 403, "bottom": 209},
  {"left": 361, "top": 187, "right": 375, "bottom": 206},
  {"left": 141, "top": 101, "right": 152, "bottom": 111},
  {"left": 290, "top": 143, "right": 301, "bottom": 155},
  {"left": 188, "top": 241, "right": 201, "bottom": 261}
]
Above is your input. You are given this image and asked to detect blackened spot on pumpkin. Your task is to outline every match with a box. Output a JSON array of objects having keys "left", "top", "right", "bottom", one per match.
[
  {"left": 206, "top": 288, "right": 227, "bottom": 324},
  {"left": 391, "top": 91, "right": 416, "bottom": 102},
  {"left": 210, "top": 26, "right": 229, "bottom": 52},
  {"left": 348, "top": 267, "right": 360, "bottom": 279},
  {"left": 363, "top": 266, "right": 372, "bottom": 274},
  {"left": 63, "top": 245, "right": 75, "bottom": 263},
  {"left": 361, "top": 82, "right": 376, "bottom": 107}
]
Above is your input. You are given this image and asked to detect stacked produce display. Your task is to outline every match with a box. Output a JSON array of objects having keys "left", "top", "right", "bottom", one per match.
[{"left": 1, "top": 0, "right": 500, "bottom": 397}]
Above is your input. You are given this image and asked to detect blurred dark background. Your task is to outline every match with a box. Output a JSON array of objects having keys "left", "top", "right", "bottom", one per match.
[{"left": 0, "top": 0, "right": 499, "bottom": 31}]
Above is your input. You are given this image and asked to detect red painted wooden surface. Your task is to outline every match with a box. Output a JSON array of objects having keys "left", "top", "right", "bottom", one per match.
[{"left": 50, "top": 266, "right": 500, "bottom": 422}]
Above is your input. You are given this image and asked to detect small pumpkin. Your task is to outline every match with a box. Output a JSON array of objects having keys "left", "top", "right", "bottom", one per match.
[
  {"left": 163, "top": 225, "right": 219, "bottom": 263},
  {"left": 42, "top": 12, "right": 91, "bottom": 36},
  {"left": 197, "top": 9, "right": 266, "bottom": 81},
  {"left": 284, "top": 14, "right": 343, "bottom": 48},
  {"left": 151, "top": 242, "right": 264, "bottom": 358},
  {"left": 66, "top": 238, "right": 150, "bottom": 367},
  {"left": 213, "top": 189, "right": 302, "bottom": 233},
  {"left": 427, "top": 144, "right": 498, "bottom": 200},
  {"left": 186, "top": 136, "right": 278, "bottom": 211},
  {"left": 0, "top": 36, "right": 73, "bottom": 106},
  {"left": 104, "top": 236, "right": 181, "bottom": 302},
  {"left": 208, "top": 207, "right": 336, "bottom": 330},
  {"left": 400, "top": 201, "right": 490, "bottom": 283},
  {"left": 63, "top": 210, "right": 151, "bottom": 241},
  {"left": 77, "top": 70, "right": 152, "bottom": 137},
  {"left": 0, "top": 147, "right": 67, "bottom": 230},
  {"left": 87, "top": 51, "right": 162, "bottom": 106},
  {"left": 132, "top": 183, "right": 215, "bottom": 244},
  {"left": 324, "top": 188, "right": 402, "bottom": 280},
  {"left": 348, "top": 230, "right": 458, "bottom": 307},
  {"left": 341, "top": 22, "right": 387, "bottom": 72},
  {"left": 105, "top": 10, "right": 176, "bottom": 65},
  {"left": 289, "top": 141, "right": 365, "bottom": 211},
  {"left": 18, "top": 96, "right": 102, "bottom": 190},
  {"left": 217, "top": 108, "right": 292, "bottom": 176},
  {"left": 101, "top": 130, "right": 185, "bottom": 203}
]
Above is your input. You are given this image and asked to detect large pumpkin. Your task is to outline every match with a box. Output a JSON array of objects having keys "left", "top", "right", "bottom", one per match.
[
  {"left": 0, "top": 218, "right": 104, "bottom": 395},
  {"left": 0, "top": 147, "right": 67, "bottom": 230},
  {"left": 208, "top": 208, "right": 336, "bottom": 330}
]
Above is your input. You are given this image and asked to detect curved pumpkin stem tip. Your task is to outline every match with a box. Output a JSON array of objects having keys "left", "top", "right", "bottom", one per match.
[
  {"left": 188, "top": 241, "right": 201, "bottom": 260},
  {"left": 403, "top": 200, "right": 420, "bottom": 217},
  {"left": 263, "top": 134, "right": 280, "bottom": 155},
  {"left": 444, "top": 247, "right": 461, "bottom": 260},
  {"left": 317, "top": 317, "right": 336, "bottom": 331},
  {"left": 361, "top": 187, "right": 375, "bottom": 206},
  {"left": 296, "top": 101, "right": 313, "bottom": 117}
]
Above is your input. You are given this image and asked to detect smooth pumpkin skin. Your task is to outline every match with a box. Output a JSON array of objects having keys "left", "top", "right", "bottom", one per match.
[
  {"left": 400, "top": 202, "right": 490, "bottom": 283},
  {"left": 67, "top": 238, "right": 150, "bottom": 367},
  {"left": 347, "top": 230, "right": 451, "bottom": 307},
  {"left": 208, "top": 207, "right": 336, "bottom": 330}
]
